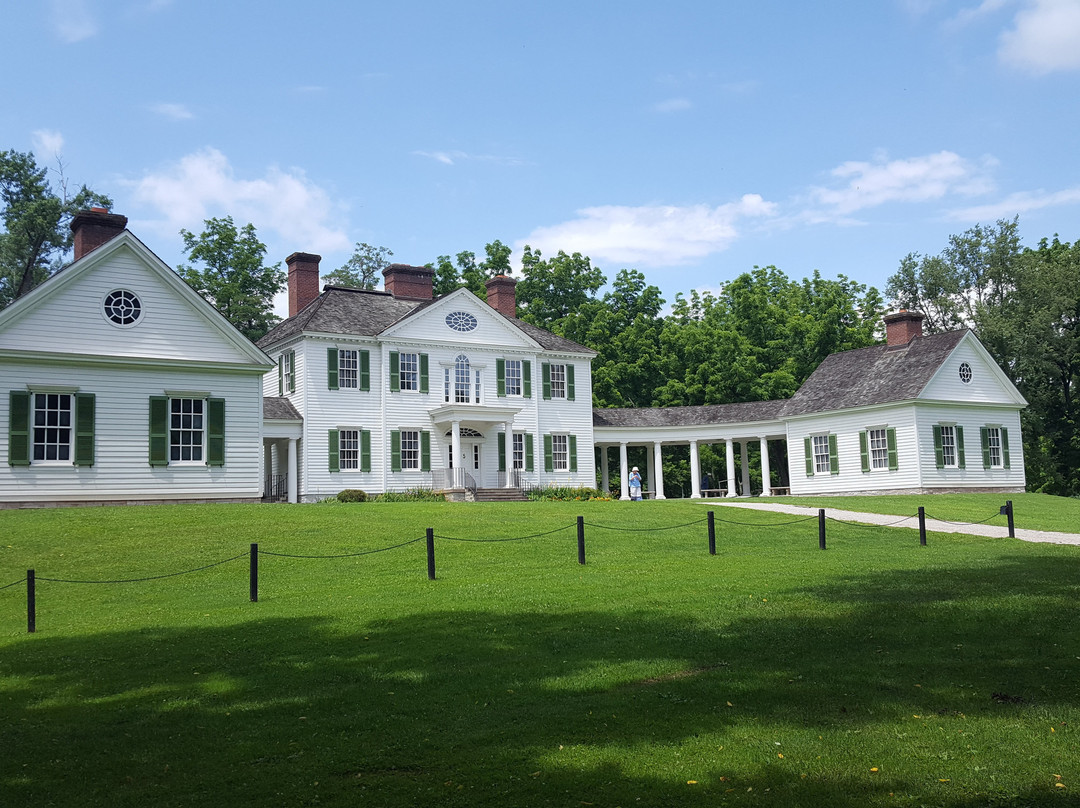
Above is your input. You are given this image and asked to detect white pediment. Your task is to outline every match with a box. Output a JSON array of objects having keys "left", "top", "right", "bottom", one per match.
[
  {"left": 919, "top": 332, "right": 1027, "bottom": 407},
  {"left": 379, "top": 288, "right": 541, "bottom": 351}
]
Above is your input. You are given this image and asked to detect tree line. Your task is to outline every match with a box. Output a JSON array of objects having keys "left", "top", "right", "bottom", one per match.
[{"left": 4, "top": 149, "right": 1077, "bottom": 494}]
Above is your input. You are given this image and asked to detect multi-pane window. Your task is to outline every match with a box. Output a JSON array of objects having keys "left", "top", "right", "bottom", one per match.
[
  {"left": 399, "top": 353, "right": 419, "bottom": 391},
  {"left": 340, "top": 429, "right": 359, "bottom": 470},
  {"left": 868, "top": 428, "right": 889, "bottom": 470},
  {"left": 550, "top": 364, "right": 567, "bottom": 399},
  {"left": 812, "top": 435, "right": 831, "bottom": 474},
  {"left": 339, "top": 350, "right": 358, "bottom": 389},
  {"left": 281, "top": 351, "right": 294, "bottom": 394},
  {"left": 33, "top": 393, "right": 72, "bottom": 462},
  {"left": 454, "top": 355, "right": 471, "bottom": 403},
  {"left": 986, "top": 426, "right": 1002, "bottom": 468},
  {"left": 170, "top": 398, "right": 204, "bottom": 462},
  {"left": 552, "top": 434, "right": 569, "bottom": 471},
  {"left": 505, "top": 360, "right": 522, "bottom": 396},
  {"left": 512, "top": 433, "right": 524, "bottom": 469},
  {"left": 401, "top": 429, "right": 420, "bottom": 470},
  {"left": 940, "top": 425, "right": 957, "bottom": 468}
]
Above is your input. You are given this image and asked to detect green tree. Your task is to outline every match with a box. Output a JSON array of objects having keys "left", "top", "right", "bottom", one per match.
[
  {"left": 429, "top": 240, "right": 515, "bottom": 299},
  {"left": 177, "top": 216, "right": 285, "bottom": 342},
  {"left": 1, "top": 149, "right": 111, "bottom": 307},
  {"left": 322, "top": 242, "right": 392, "bottom": 290},
  {"left": 516, "top": 245, "right": 605, "bottom": 331}
]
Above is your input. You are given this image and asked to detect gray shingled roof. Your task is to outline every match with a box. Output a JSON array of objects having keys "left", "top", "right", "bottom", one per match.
[
  {"left": 781, "top": 330, "right": 967, "bottom": 416},
  {"left": 263, "top": 397, "right": 302, "bottom": 421},
  {"left": 593, "top": 399, "right": 787, "bottom": 428},
  {"left": 257, "top": 286, "right": 593, "bottom": 354}
]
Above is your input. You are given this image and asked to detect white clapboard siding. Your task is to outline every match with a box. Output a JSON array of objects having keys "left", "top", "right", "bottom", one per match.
[
  {"left": 380, "top": 291, "right": 538, "bottom": 351},
  {"left": 914, "top": 403, "right": 1026, "bottom": 489},
  {"left": 919, "top": 336, "right": 1024, "bottom": 406}
]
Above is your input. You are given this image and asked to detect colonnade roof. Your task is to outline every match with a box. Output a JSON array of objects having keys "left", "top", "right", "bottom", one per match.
[{"left": 593, "top": 399, "right": 786, "bottom": 429}]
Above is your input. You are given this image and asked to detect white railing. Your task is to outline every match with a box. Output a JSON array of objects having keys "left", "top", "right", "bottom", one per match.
[{"left": 431, "top": 468, "right": 477, "bottom": 494}]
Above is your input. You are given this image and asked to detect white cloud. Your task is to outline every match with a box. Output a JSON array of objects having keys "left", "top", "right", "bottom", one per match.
[
  {"left": 999, "top": 0, "right": 1080, "bottom": 73},
  {"left": 32, "top": 129, "right": 65, "bottom": 158},
  {"left": 945, "top": 0, "right": 1011, "bottom": 28},
  {"left": 125, "top": 147, "right": 351, "bottom": 255},
  {"left": 653, "top": 97, "right": 692, "bottom": 113},
  {"left": 412, "top": 149, "right": 526, "bottom": 167},
  {"left": 516, "top": 195, "right": 778, "bottom": 268},
  {"left": 49, "top": 0, "right": 98, "bottom": 42},
  {"left": 150, "top": 102, "right": 194, "bottom": 121},
  {"left": 948, "top": 186, "right": 1080, "bottom": 220},
  {"left": 809, "top": 151, "right": 995, "bottom": 217}
]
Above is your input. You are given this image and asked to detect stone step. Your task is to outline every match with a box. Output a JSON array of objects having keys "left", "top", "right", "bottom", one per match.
[{"left": 473, "top": 488, "right": 529, "bottom": 502}]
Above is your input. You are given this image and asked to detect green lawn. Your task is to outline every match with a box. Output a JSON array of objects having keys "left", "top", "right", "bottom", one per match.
[{"left": 2, "top": 497, "right": 1078, "bottom": 807}]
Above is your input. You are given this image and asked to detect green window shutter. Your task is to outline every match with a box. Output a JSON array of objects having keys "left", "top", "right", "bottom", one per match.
[
  {"left": 933, "top": 425, "right": 944, "bottom": 469},
  {"left": 389, "top": 352, "right": 399, "bottom": 391},
  {"left": 542, "top": 363, "right": 551, "bottom": 400},
  {"left": 804, "top": 436, "right": 814, "bottom": 477},
  {"left": 207, "top": 398, "right": 225, "bottom": 466},
  {"left": 327, "top": 348, "right": 339, "bottom": 390},
  {"left": 360, "top": 430, "right": 371, "bottom": 472},
  {"left": 569, "top": 434, "right": 578, "bottom": 472},
  {"left": 886, "top": 427, "right": 898, "bottom": 471},
  {"left": 859, "top": 431, "right": 869, "bottom": 473},
  {"left": 278, "top": 355, "right": 284, "bottom": 396},
  {"left": 420, "top": 430, "right": 431, "bottom": 471},
  {"left": 567, "top": 365, "right": 576, "bottom": 401},
  {"left": 1001, "top": 427, "right": 1011, "bottom": 468},
  {"left": 498, "top": 432, "right": 506, "bottom": 471},
  {"left": 420, "top": 354, "right": 429, "bottom": 394},
  {"left": 523, "top": 360, "right": 532, "bottom": 398},
  {"left": 287, "top": 353, "right": 295, "bottom": 393},
  {"left": 496, "top": 358, "right": 506, "bottom": 397},
  {"left": 980, "top": 427, "right": 991, "bottom": 469},
  {"left": 391, "top": 430, "right": 401, "bottom": 471},
  {"left": 74, "top": 393, "right": 96, "bottom": 467},
  {"left": 526, "top": 433, "right": 534, "bottom": 471},
  {"left": 360, "top": 350, "right": 370, "bottom": 391},
  {"left": 328, "top": 429, "right": 340, "bottom": 473},
  {"left": 149, "top": 396, "right": 169, "bottom": 467},
  {"left": 8, "top": 391, "right": 30, "bottom": 467},
  {"left": 957, "top": 425, "right": 966, "bottom": 469},
  {"left": 828, "top": 434, "right": 839, "bottom": 475},
  {"left": 544, "top": 434, "right": 553, "bottom": 472}
]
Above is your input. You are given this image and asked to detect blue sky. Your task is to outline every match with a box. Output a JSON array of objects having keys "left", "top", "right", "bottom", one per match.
[{"left": 5, "top": 0, "right": 1080, "bottom": 316}]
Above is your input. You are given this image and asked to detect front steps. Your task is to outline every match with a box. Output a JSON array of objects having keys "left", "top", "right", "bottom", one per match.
[{"left": 472, "top": 487, "right": 529, "bottom": 502}]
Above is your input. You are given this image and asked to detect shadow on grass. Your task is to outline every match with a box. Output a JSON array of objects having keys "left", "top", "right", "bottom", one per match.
[{"left": 2, "top": 552, "right": 1079, "bottom": 807}]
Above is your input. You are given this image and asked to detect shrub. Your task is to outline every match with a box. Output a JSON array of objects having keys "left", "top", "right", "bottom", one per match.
[
  {"left": 374, "top": 487, "right": 445, "bottom": 503},
  {"left": 526, "top": 485, "right": 607, "bottom": 502},
  {"left": 337, "top": 489, "right": 369, "bottom": 503}
]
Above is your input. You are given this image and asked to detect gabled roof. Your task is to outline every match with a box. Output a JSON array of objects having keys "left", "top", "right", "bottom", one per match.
[
  {"left": 594, "top": 399, "right": 787, "bottom": 427},
  {"left": 780, "top": 330, "right": 969, "bottom": 416},
  {"left": 263, "top": 396, "right": 302, "bottom": 421},
  {"left": 257, "top": 285, "right": 594, "bottom": 355}
]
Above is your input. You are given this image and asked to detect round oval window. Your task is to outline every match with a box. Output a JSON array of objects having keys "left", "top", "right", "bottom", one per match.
[
  {"left": 445, "top": 311, "right": 478, "bottom": 332},
  {"left": 958, "top": 362, "right": 973, "bottom": 384},
  {"left": 104, "top": 289, "right": 142, "bottom": 326}
]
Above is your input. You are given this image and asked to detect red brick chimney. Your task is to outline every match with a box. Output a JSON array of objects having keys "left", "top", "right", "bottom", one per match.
[
  {"left": 286, "top": 252, "right": 321, "bottom": 317},
  {"left": 485, "top": 274, "right": 517, "bottom": 318},
  {"left": 71, "top": 208, "right": 128, "bottom": 260},
  {"left": 884, "top": 309, "right": 925, "bottom": 347},
  {"left": 383, "top": 264, "right": 433, "bottom": 301}
]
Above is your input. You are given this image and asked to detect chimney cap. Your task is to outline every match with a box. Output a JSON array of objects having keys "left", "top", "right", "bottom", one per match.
[{"left": 286, "top": 251, "right": 322, "bottom": 265}]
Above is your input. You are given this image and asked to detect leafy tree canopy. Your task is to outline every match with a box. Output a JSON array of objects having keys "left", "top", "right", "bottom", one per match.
[{"left": 322, "top": 242, "right": 392, "bottom": 290}]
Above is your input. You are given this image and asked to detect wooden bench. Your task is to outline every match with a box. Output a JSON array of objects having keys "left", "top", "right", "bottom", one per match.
[
  {"left": 770, "top": 486, "right": 791, "bottom": 496},
  {"left": 700, "top": 488, "right": 727, "bottom": 497}
]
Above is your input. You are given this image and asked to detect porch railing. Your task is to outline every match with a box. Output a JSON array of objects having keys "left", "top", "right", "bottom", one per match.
[
  {"left": 263, "top": 474, "right": 287, "bottom": 502},
  {"left": 497, "top": 469, "right": 524, "bottom": 488},
  {"left": 431, "top": 468, "right": 477, "bottom": 495}
]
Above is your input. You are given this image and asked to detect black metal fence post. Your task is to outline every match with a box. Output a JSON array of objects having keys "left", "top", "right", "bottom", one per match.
[
  {"left": 577, "top": 516, "right": 586, "bottom": 565},
  {"left": 818, "top": 509, "right": 827, "bottom": 550},
  {"left": 27, "top": 569, "right": 35, "bottom": 634},
  {"left": 249, "top": 543, "right": 259, "bottom": 602},
  {"left": 427, "top": 528, "right": 436, "bottom": 580},
  {"left": 918, "top": 507, "right": 927, "bottom": 546},
  {"left": 708, "top": 511, "right": 716, "bottom": 555},
  {"left": 1006, "top": 500, "right": 1015, "bottom": 538}
]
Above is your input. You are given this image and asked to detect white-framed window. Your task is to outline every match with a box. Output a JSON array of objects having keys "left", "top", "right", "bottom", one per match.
[
  {"left": 32, "top": 393, "right": 72, "bottom": 462},
  {"left": 812, "top": 434, "right": 830, "bottom": 474},
  {"left": 986, "top": 426, "right": 1003, "bottom": 468},
  {"left": 454, "top": 355, "right": 471, "bottom": 403},
  {"left": 552, "top": 434, "right": 569, "bottom": 471},
  {"left": 505, "top": 359, "right": 522, "bottom": 396},
  {"left": 340, "top": 429, "right": 360, "bottom": 470},
  {"left": 339, "top": 349, "right": 359, "bottom": 389},
  {"left": 103, "top": 289, "right": 142, "bottom": 327},
  {"left": 401, "top": 429, "right": 420, "bottom": 470},
  {"left": 940, "top": 424, "right": 957, "bottom": 468},
  {"left": 550, "top": 364, "right": 567, "bottom": 399},
  {"left": 400, "top": 352, "right": 419, "bottom": 391},
  {"left": 868, "top": 428, "right": 889, "bottom": 470},
  {"left": 513, "top": 432, "right": 524, "bottom": 469},
  {"left": 170, "top": 398, "right": 204, "bottom": 463},
  {"left": 959, "top": 362, "right": 973, "bottom": 384}
]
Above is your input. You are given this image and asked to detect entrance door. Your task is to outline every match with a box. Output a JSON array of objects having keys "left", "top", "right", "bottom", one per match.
[{"left": 448, "top": 440, "right": 484, "bottom": 486}]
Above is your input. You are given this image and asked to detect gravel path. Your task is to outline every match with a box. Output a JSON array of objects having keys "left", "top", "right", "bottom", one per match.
[{"left": 701, "top": 500, "right": 1080, "bottom": 546}]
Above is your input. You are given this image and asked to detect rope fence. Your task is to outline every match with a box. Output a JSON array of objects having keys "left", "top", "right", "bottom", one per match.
[{"left": 4, "top": 501, "right": 1016, "bottom": 634}]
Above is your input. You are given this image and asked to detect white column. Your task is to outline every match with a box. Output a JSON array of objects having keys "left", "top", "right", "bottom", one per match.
[
  {"left": 740, "top": 441, "right": 751, "bottom": 497},
  {"left": 725, "top": 439, "right": 736, "bottom": 497},
  {"left": 287, "top": 438, "right": 298, "bottom": 504},
  {"left": 653, "top": 441, "right": 666, "bottom": 500},
  {"left": 451, "top": 421, "right": 462, "bottom": 488},
  {"left": 689, "top": 440, "right": 701, "bottom": 499},
  {"left": 646, "top": 446, "right": 656, "bottom": 497},
  {"left": 601, "top": 446, "right": 610, "bottom": 493},
  {"left": 760, "top": 436, "right": 772, "bottom": 497},
  {"left": 619, "top": 442, "right": 630, "bottom": 500},
  {"left": 504, "top": 421, "right": 515, "bottom": 487}
]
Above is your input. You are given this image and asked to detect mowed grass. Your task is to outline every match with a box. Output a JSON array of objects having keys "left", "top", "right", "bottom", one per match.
[{"left": 1, "top": 497, "right": 1078, "bottom": 807}]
